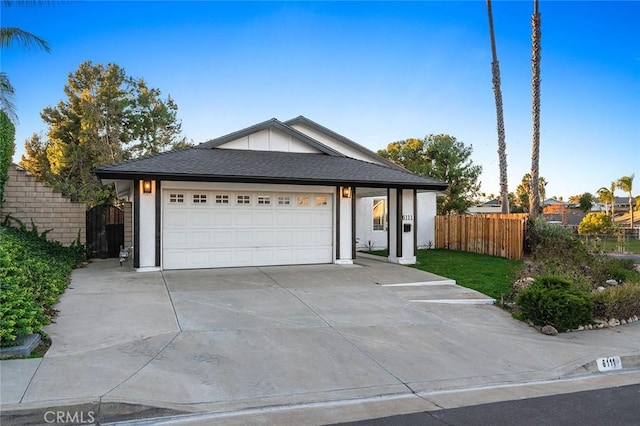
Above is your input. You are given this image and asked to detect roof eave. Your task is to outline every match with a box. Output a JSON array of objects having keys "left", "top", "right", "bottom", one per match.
[{"left": 95, "top": 170, "right": 448, "bottom": 191}]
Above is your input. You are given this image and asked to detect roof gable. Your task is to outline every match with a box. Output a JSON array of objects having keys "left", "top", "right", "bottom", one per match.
[
  {"left": 284, "top": 116, "right": 406, "bottom": 171},
  {"left": 197, "top": 118, "right": 343, "bottom": 156}
]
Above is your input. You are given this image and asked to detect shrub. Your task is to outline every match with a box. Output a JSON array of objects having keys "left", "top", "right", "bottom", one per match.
[
  {"left": 0, "top": 225, "right": 84, "bottom": 346},
  {"left": 578, "top": 213, "right": 613, "bottom": 235},
  {"left": 592, "top": 282, "right": 640, "bottom": 320},
  {"left": 589, "top": 255, "right": 639, "bottom": 286},
  {"left": 516, "top": 276, "right": 593, "bottom": 332},
  {"left": 525, "top": 218, "right": 578, "bottom": 254},
  {"left": 520, "top": 218, "right": 640, "bottom": 292}
]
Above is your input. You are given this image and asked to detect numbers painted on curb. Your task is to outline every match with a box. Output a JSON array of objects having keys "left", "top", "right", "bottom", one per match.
[{"left": 596, "top": 356, "right": 622, "bottom": 372}]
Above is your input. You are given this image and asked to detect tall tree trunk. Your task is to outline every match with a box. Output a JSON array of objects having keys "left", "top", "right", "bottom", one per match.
[
  {"left": 487, "top": 0, "right": 509, "bottom": 214},
  {"left": 529, "top": 0, "right": 542, "bottom": 218}
]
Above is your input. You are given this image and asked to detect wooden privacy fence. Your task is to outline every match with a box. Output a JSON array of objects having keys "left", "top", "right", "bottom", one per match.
[{"left": 435, "top": 214, "right": 529, "bottom": 260}]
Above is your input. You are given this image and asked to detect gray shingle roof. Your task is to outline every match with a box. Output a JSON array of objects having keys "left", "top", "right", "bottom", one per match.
[{"left": 96, "top": 148, "right": 447, "bottom": 190}]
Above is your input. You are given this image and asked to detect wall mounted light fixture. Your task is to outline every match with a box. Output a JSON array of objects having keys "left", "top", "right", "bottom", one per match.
[
  {"left": 341, "top": 186, "right": 352, "bottom": 198},
  {"left": 142, "top": 180, "right": 152, "bottom": 194}
]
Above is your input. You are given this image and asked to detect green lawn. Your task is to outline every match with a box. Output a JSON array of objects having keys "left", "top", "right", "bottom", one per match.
[
  {"left": 366, "top": 249, "right": 522, "bottom": 299},
  {"left": 583, "top": 238, "right": 640, "bottom": 254}
]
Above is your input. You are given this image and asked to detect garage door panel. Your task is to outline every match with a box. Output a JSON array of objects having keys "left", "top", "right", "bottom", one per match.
[
  {"left": 293, "top": 213, "right": 313, "bottom": 226},
  {"left": 275, "top": 211, "right": 295, "bottom": 226},
  {"left": 163, "top": 190, "right": 333, "bottom": 269},
  {"left": 234, "top": 249, "right": 253, "bottom": 264},
  {"left": 255, "top": 248, "right": 275, "bottom": 263},
  {"left": 274, "top": 230, "right": 293, "bottom": 245},
  {"left": 189, "top": 211, "right": 211, "bottom": 227},
  {"left": 314, "top": 229, "right": 333, "bottom": 244},
  {"left": 293, "top": 229, "right": 312, "bottom": 243},
  {"left": 255, "top": 230, "right": 274, "bottom": 246},
  {"left": 191, "top": 232, "right": 210, "bottom": 247},
  {"left": 236, "top": 230, "right": 253, "bottom": 245},
  {"left": 165, "top": 212, "right": 187, "bottom": 227},
  {"left": 235, "top": 212, "right": 253, "bottom": 226},
  {"left": 210, "top": 249, "right": 233, "bottom": 265},
  {"left": 163, "top": 250, "right": 188, "bottom": 269},
  {"left": 255, "top": 211, "right": 274, "bottom": 226},
  {"left": 214, "top": 212, "right": 233, "bottom": 226},
  {"left": 212, "top": 230, "right": 233, "bottom": 244},
  {"left": 164, "top": 231, "right": 188, "bottom": 248}
]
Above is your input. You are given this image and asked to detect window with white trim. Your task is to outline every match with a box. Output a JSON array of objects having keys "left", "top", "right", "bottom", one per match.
[
  {"left": 277, "top": 196, "right": 291, "bottom": 205},
  {"left": 215, "top": 194, "right": 229, "bottom": 204},
  {"left": 237, "top": 195, "right": 251, "bottom": 205},
  {"left": 193, "top": 194, "right": 207, "bottom": 204},
  {"left": 169, "top": 193, "right": 184, "bottom": 203},
  {"left": 373, "top": 198, "right": 387, "bottom": 231},
  {"left": 315, "top": 196, "right": 328, "bottom": 206},
  {"left": 297, "top": 196, "right": 310, "bottom": 206},
  {"left": 257, "top": 195, "right": 271, "bottom": 205}
]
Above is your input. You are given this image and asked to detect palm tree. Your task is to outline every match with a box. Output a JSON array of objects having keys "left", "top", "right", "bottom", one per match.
[
  {"left": 0, "top": 11, "right": 51, "bottom": 122},
  {"left": 596, "top": 182, "right": 616, "bottom": 217},
  {"left": 617, "top": 174, "right": 635, "bottom": 228},
  {"left": 529, "top": 0, "right": 542, "bottom": 218},
  {"left": 486, "top": 0, "right": 509, "bottom": 213}
]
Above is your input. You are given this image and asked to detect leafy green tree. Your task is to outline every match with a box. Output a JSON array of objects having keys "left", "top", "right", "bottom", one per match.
[
  {"left": 378, "top": 134, "right": 482, "bottom": 215},
  {"left": 617, "top": 174, "right": 635, "bottom": 227},
  {"left": 20, "top": 61, "right": 188, "bottom": 206},
  {"left": 515, "top": 173, "right": 546, "bottom": 213},
  {"left": 1, "top": 2, "right": 51, "bottom": 121},
  {"left": 578, "top": 212, "right": 613, "bottom": 236},
  {"left": 19, "top": 133, "right": 51, "bottom": 181},
  {"left": 0, "top": 110, "right": 15, "bottom": 211},
  {"left": 578, "top": 192, "right": 594, "bottom": 213}
]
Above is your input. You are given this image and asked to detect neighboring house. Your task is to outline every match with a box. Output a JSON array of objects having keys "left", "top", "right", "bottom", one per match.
[
  {"left": 96, "top": 116, "right": 447, "bottom": 271},
  {"left": 467, "top": 199, "right": 502, "bottom": 214},
  {"left": 613, "top": 196, "right": 637, "bottom": 213},
  {"left": 542, "top": 198, "right": 567, "bottom": 208}
]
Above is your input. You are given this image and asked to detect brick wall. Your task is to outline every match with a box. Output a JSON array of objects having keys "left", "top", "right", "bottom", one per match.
[{"left": 1, "top": 165, "right": 86, "bottom": 245}]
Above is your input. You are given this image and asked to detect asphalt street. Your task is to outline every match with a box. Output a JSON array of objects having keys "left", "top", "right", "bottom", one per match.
[{"left": 333, "top": 383, "right": 640, "bottom": 426}]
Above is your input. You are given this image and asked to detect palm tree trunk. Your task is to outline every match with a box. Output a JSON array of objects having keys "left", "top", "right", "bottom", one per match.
[
  {"left": 529, "top": 0, "right": 542, "bottom": 218},
  {"left": 487, "top": 0, "right": 509, "bottom": 214}
]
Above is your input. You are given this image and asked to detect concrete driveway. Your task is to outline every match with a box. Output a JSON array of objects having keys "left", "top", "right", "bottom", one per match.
[{"left": 1, "top": 257, "right": 640, "bottom": 424}]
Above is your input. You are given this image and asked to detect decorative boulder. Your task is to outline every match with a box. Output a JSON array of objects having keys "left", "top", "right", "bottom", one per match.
[{"left": 541, "top": 325, "right": 558, "bottom": 336}]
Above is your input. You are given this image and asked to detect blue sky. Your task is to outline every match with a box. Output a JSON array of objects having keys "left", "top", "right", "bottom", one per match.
[{"left": 3, "top": 1, "right": 639, "bottom": 200}]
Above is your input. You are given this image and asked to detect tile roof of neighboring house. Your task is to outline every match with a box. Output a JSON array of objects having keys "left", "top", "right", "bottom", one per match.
[{"left": 96, "top": 148, "right": 448, "bottom": 190}]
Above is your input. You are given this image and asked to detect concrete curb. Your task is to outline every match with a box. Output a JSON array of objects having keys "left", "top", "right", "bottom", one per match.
[{"left": 3, "top": 362, "right": 640, "bottom": 426}]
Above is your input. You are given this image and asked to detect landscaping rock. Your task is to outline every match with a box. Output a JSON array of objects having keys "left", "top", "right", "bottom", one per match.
[
  {"left": 621, "top": 319, "right": 627, "bottom": 325},
  {"left": 597, "top": 286, "right": 605, "bottom": 292},
  {"left": 577, "top": 325, "right": 584, "bottom": 331},
  {"left": 605, "top": 279, "right": 618, "bottom": 286},
  {"left": 513, "top": 277, "right": 535, "bottom": 293},
  {"left": 608, "top": 318, "right": 620, "bottom": 327},
  {"left": 541, "top": 325, "right": 558, "bottom": 336}
]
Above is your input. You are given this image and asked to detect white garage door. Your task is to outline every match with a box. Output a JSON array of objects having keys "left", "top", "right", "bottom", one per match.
[{"left": 162, "top": 190, "right": 333, "bottom": 269}]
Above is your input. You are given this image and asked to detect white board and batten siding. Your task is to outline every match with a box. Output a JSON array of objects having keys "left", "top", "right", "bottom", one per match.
[{"left": 162, "top": 183, "right": 334, "bottom": 270}]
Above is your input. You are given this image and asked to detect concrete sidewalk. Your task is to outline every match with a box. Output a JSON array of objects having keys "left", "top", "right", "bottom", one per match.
[{"left": 1, "top": 257, "right": 639, "bottom": 425}]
